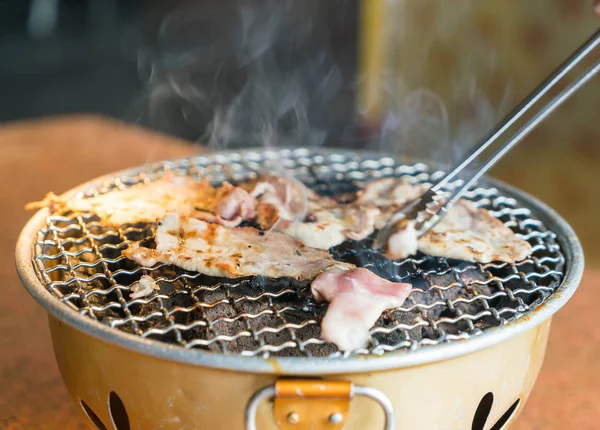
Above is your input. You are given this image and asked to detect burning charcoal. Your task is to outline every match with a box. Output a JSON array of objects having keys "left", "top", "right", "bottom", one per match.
[
  {"left": 228, "top": 334, "right": 261, "bottom": 355},
  {"left": 372, "top": 308, "right": 424, "bottom": 346}
]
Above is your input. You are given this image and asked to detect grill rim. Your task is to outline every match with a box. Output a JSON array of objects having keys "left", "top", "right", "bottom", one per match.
[{"left": 15, "top": 148, "right": 584, "bottom": 375}]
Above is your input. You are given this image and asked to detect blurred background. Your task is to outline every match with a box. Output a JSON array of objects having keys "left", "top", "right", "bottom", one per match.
[
  {"left": 0, "top": 2, "right": 599, "bottom": 429},
  {"left": 0, "top": 0, "right": 598, "bottom": 266}
]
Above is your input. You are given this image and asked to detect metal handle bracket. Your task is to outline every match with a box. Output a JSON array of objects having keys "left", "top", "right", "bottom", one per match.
[{"left": 245, "top": 379, "right": 395, "bottom": 430}]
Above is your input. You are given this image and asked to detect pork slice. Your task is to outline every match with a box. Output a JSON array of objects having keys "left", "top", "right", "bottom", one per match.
[
  {"left": 123, "top": 213, "right": 353, "bottom": 280},
  {"left": 358, "top": 177, "right": 430, "bottom": 228},
  {"left": 417, "top": 200, "right": 532, "bottom": 263},
  {"left": 193, "top": 181, "right": 257, "bottom": 227},
  {"left": 250, "top": 175, "right": 379, "bottom": 249},
  {"left": 249, "top": 174, "right": 334, "bottom": 229},
  {"left": 280, "top": 203, "right": 380, "bottom": 250},
  {"left": 311, "top": 267, "right": 412, "bottom": 351},
  {"left": 358, "top": 178, "right": 531, "bottom": 263},
  {"left": 26, "top": 173, "right": 215, "bottom": 225},
  {"left": 27, "top": 172, "right": 257, "bottom": 228}
]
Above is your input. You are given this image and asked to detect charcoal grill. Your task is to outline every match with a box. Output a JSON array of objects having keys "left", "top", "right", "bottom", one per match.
[{"left": 16, "top": 148, "right": 583, "bottom": 430}]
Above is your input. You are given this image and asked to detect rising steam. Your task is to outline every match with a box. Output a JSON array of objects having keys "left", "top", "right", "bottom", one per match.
[
  {"left": 133, "top": 0, "right": 510, "bottom": 171},
  {"left": 362, "top": 0, "right": 511, "bottom": 169},
  {"left": 135, "top": 0, "right": 351, "bottom": 153}
]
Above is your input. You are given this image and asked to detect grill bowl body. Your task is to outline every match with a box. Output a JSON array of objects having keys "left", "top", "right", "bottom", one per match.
[
  {"left": 15, "top": 149, "right": 583, "bottom": 429},
  {"left": 49, "top": 314, "right": 551, "bottom": 430}
]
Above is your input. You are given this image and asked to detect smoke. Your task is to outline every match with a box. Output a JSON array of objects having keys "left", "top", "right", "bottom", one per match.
[
  {"left": 364, "top": 0, "right": 512, "bottom": 170},
  {"left": 130, "top": 0, "right": 510, "bottom": 174},
  {"left": 133, "top": 0, "right": 353, "bottom": 152}
]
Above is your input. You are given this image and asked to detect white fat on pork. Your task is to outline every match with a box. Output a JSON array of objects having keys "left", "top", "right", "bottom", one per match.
[
  {"left": 251, "top": 175, "right": 379, "bottom": 249},
  {"left": 311, "top": 267, "right": 412, "bottom": 351},
  {"left": 130, "top": 275, "right": 160, "bottom": 299},
  {"left": 27, "top": 172, "right": 256, "bottom": 227},
  {"left": 387, "top": 220, "right": 419, "bottom": 259},
  {"left": 123, "top": 213, "right": 353, "bottom": 280}
]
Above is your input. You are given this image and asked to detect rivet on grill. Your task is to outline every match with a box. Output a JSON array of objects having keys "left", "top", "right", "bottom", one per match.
[
  {"left": 286, "top": 412, "right": 300, "bottom": 424},
  {"left": 328, "top": 412, "right": 343, "bottom": 424}
]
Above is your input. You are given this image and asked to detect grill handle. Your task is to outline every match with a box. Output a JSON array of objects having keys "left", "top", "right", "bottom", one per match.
[{"left": 245, "top": 379, "right": 395, "bottom": 430}]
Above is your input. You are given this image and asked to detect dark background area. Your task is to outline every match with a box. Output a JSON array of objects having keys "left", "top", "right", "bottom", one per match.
[
  {"left": 0, "top": 0, "right": 142, "bottom": 121},
  {"left": 0, "top": 0, "right": 359, "bottom": 144},
  {"left": 0, "top": 2, "right": 599, "bottom": 429}
]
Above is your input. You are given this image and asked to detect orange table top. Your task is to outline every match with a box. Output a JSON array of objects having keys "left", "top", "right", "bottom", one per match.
[{"left": 0, "top": 116, "right": 597, "bottom": 429}]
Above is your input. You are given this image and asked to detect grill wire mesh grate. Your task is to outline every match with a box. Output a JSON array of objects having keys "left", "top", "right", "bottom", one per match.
[{"left": 32, "top": 149, "right": 565, "bottom": 358}]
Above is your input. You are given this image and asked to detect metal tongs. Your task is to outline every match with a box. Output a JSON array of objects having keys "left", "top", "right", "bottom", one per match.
[{"left": 373, "top": 29, "right": 600, "bottom": 251}]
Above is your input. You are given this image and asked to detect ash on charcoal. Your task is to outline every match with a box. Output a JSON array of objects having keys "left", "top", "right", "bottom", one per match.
[
  {"left": 305, "top": 342, "right": 338, "bottom": 357},
  {"left": 372, "top": 308, "right": 423, "bottom": 347},
  {"left": 307, "top": 177, "right": 361, "bottom": 199},
  {"left": 247, "top": 307, "right": 305, "bottom": 357}
]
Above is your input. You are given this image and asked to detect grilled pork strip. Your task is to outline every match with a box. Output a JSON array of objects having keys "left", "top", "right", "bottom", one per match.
[
  {"left": 358, "top": 177, "right": 430, "bottom": 210},
  {"left": 417, "top": 199, "right": 533, "bottom": 263},
  {"left": 359, "top": 177, "right": 532, "bottom": 263},
  {"left": 250, "top": 175, "right": 380, "bottom": 249},
  {"left": 26, "top": 172, "right": 256, "bottom": 227},
  {"left": 123, "top": 213, "right": 353, "bottom": 280}
]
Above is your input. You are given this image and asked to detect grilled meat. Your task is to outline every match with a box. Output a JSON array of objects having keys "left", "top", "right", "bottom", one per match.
[
  {"left": 27, "top": 172, "right": 256, "bottom": 227},
  {"left": 417, "top": 199, "right": 533, "bottom": 263},
  {"left": 311, "top": 267, "right": 412, "bottom": 351},
  {"left": 280, "top": 203, "right": 380, "bottom": 250},
  {"left": 357, "top": 177, "right": 430, "bottom": 228},
  {"left": 123, "top": 213, "right": 353, "bottom": 280},
  {"left": 359, "top": 178, "right": 532, "bottom": 263},
  {"left": 129, "top": 275, "right": 160, "bottom": 299},
  {"left": 193, "top": 181, "right": 257, "bottom": 227},
  {"left": 251, "top": 175, "right": 379, "bottom": 249}
]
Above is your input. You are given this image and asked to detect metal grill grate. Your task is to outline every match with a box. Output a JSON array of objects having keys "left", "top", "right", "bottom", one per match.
[{"left": 32, "top": 149, "right": 565, "bottom": 358}]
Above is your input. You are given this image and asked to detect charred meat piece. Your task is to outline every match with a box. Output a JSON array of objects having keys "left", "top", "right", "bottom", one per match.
[
  {"left": 357, "top": 177, "right": 430, "bottom": 229},
  {"left": 311, "top": 267, "right": 412, "bottom": 351},
  {"left": 417, "top": 199, "right": 532, "bottom": 263},
  {"left": 359, "top": 178, "right": 532, "bottom": 263},
  {"left": 123, "top": 213, "right": 353, "bottom": 280},
  {"left": 250, "top": 175, "right": 379, "bottom": 250},
  {"left": 193, "top": 181, "right": 257, "bottom": 227},
  {"left": 129, "top": 275, "right": 160, "bottom": 299},
  {"left": 27, "top": 172, "right": 256, "bottom": 227}
]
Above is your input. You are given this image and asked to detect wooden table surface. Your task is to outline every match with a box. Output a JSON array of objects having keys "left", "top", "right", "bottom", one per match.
[{"left": 1, "top": 116, "right": 598, "bottom": 429}]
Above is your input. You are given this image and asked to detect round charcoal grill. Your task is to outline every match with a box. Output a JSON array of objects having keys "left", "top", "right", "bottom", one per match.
[{"left": 16, "top": 148, "right": 583, "bottom": 430}]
